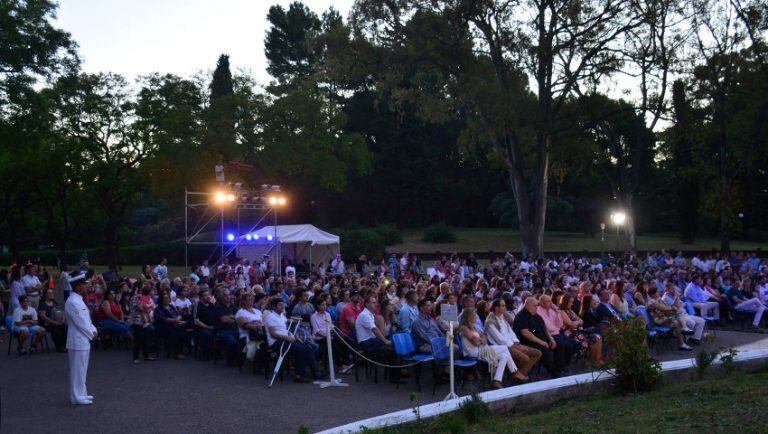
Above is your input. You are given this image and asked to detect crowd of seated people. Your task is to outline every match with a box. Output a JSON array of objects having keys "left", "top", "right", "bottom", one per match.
[{"left": 0, "top": 250, "right": 766, "bottom": 390}]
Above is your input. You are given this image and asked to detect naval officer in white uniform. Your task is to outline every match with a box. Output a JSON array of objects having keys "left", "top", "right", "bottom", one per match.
[{"left": 65, "top": 273, "right": 98, "bottom": 405}]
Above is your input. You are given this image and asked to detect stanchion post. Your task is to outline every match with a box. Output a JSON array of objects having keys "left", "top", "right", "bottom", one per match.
[
  {"left": 444, "top": 320, "right": 458, "bottom": 401},
  {"left": 315, "top": 319, "right": 349, "bottom": 389}
]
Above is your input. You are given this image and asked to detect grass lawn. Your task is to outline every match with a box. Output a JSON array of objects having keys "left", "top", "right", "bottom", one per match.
[
  {"left": 391, "top": 368, "right": 768, "bottom": 433},
  {"left": 388, "top": 228, "right": 768, "bottom": 254}
]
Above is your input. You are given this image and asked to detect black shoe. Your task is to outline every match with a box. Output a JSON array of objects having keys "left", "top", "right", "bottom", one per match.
[
  {"left": 294, "top": 375, "right": 310, "bottom": 383},
  {"left": 689, "top": 338, "right": 701, "bottom": 346}
]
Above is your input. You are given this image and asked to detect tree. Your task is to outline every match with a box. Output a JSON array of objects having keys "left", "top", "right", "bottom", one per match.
[
  {"left": 205, "top": 54, "right": 237, "bottom": 160},
  {"left": 577, "top": 95, "right": 655, "bottom": 252},
  {"left": 49, "top": 73, "right": 155, "bottom": 269},
  {"left": 0, "top": 0, "right": 76, "bottom": 83},
  {"left": 341, "top": 0, "right": 645, "bottom": 257},
  {"left": 265, "top": 1, "right": 322, "bottom": 82},
  {"left": 688, "top": 0, "right": 768, "bottom": 252},
  {"left": 669, "top": 80, "right": 701, "bottom": 243}
]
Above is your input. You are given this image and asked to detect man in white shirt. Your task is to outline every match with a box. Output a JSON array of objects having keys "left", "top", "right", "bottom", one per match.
[
  {"left": 200, "top": 260, "right": 210, "bottom": 280},
  {"left": 683, "top": 275, "right": 720, "bottom": 321},
  {"left": 21, "top": 264, "right": 44, "bottom": 312},
  {"left": 154, "top": 258, "right": 168, "bottom": 282},
  {"left": 265, "top": 298, "right": 321, "bottom": 382},
  {"left": 12, "top": 295, "right": 47, "bottom": 354},
  {"left": 65, "top": 274, "right": 98, "bottom": 405},
  {"left": 331, "top": 255, "right": 345, "bottom": 275},
  {"left": 485, "top": 298, "right": 541, "bottom": 375},
  {"left": 355, "top": 296, "right": 402, "bottom": 384}
]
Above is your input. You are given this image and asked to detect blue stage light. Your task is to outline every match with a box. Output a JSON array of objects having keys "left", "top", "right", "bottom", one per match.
[{"left": 226, "top": 233, "right": 235, "bottom": 242}]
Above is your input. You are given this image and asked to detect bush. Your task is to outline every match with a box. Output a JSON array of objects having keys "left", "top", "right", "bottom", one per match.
[
  {"left": 458, "top": 391, "right": 490, "bottom": 423},
  {"left": 421, "top": 222, "right": 456, "bottom": 243},
  {"left": 340, "top": 229, "right": 386, "bottom": 262},
  {"left": 602, "top": 318, "right": 662, "bottom": 393},
  {"left": 374, "top": 225, "right": 403, "bottom": 246}
]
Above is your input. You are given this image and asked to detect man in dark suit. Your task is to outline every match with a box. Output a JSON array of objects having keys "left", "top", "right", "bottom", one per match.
[{"left": 595, "top": 289, "right": 622, "bottom": 324}]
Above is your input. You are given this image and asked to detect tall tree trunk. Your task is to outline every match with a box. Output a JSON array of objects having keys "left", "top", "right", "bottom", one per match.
[
  {"left": 103, "top": 218, "right": 119, "bottom": 270},
  {"left": 619, "top": 194, "right": 637, "bottom": 253},
  {"left": 720, "top": 180, "right": 731, "bottom": 254}
]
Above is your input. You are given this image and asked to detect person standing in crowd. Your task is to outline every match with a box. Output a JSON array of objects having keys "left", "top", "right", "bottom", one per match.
[
  {"left": 21, "top": 264, "right": 44, "bottom": 313},
  {"left": 65, "top": 274, "right": 97, "bottom": 405},
  {"left": 60, "top": 264, "right": 72, "bottom": 300},
  {"left": 154, "top": 258, "right": 169, "bottom": 282},
  {"left": 38, "top": 288, "right": 67, "bottom": 352}
]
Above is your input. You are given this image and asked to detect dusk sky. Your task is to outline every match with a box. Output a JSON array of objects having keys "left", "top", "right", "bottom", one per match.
[{"left": 55, "top": 0, "right": 355, "bottom": 84}]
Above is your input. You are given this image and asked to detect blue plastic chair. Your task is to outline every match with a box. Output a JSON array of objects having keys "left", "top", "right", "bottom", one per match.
[
  {"left": 430, "top": 337, "right": 477, "bottom": 396},
  {"left": 6, "top": 315, "right": 17, "bottom": 356},
  {"left": 392, "top": 333, "right": 433, "bottom": 391},
  {"left": 636, "top": 306, "right": 671, "bottom": 353}
]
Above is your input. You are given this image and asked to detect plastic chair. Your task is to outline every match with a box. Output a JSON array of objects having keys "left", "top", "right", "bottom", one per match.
[
  {"left": 6, "top": 316, "right": 18, "bottom": 356},
  {"left": 430, "top": 337, "right": 477, "bottom": 396},
  {"left": 392, "top": 333, "right": 433, "bottom": 392},
  {"left": 636, "top": 306, "right": 670, "bottom": 354}
]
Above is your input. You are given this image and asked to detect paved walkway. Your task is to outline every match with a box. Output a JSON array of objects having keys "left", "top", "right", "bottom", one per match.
[{"left": 1, "top": 330, "right": 766, "bottom": 434}]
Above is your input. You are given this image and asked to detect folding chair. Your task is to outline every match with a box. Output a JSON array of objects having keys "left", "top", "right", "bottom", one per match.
[{"left": 392, "top": 332, "right": 433, "bottom": 392}]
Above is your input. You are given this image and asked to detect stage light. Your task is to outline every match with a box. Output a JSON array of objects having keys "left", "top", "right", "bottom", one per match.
[
  {"left": 226, "top": 233, "right": 235, "bottom": 242},
  {"left": 267, "top": 234, "right": 273, "bottom": 241},
  {"left": 214, "top": 192, "right": 227, "bottom": 203},
  {"left": 278, "top": 197, "right": 286, "bottom": 206},
  {"left": 245, "top": 234, "right": 252, "bottom": 241},
  {"left": 226, "top": 193, "right": 235, "bottom": 202},
  {"left": 254, "top": 234, "right": 259, "bottom": 240},
  {"left": 269, "top": 196, "right": 278, "bottom": 205}
]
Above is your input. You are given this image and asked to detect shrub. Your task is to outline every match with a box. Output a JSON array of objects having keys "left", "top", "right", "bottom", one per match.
[
  {"left": 721, "top": 347, "right": 739, "bottom": 375},
  {"left": 602, "top": 318, "right": 662, "bottom": 393},
  {"left": 433, "top": 413, "right": 466, "bottom": 434},
  {"left": 458, "top": 391, "right": 490, "bottom": 424},
  {"left": 374, "top": 225, "right": 403, "bottom": 246},
  {"left": 422, "top": 222, "right": 456, "bottom": 243},
  {"left": 340, "top": 229, "right": 386, "bottom": 262},
  {"left": 694, "top": 349, "right": 718, "bottom": 379}
]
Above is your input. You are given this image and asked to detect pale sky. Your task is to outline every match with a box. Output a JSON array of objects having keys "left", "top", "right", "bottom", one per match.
[{"left": 55, "top": 0, "right": 355, "bottom": 85}]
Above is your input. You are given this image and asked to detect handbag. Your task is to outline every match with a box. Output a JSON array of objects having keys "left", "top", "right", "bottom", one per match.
[{"left": 244, "top": 337, "right": 258, "bottom": 361}]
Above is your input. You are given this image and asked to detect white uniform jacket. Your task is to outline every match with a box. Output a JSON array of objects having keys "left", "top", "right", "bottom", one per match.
[{"left": 65, "top": 292, "right": 97, "bottom": 350}]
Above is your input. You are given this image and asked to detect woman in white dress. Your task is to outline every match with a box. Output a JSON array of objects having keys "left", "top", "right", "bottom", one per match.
[{"left": 459, "top": 308, "right": 528, "bottom": 389}]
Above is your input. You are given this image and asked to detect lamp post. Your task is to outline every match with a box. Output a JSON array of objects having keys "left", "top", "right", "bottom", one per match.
[
  {"left": 610, "top": 212, "right": 626, "bottom": 253},
  {"left": 600, "top": 222, "right": 606, "bottom": 257}
]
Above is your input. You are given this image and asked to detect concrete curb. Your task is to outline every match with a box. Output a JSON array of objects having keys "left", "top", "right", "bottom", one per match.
[{"left": 318, "top": 348, "right": 768, "bottom": 434}]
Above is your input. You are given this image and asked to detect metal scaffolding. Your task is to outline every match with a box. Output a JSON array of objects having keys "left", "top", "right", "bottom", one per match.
[{"left": 184, "top": 184, "right": 283, "bottom": 273}]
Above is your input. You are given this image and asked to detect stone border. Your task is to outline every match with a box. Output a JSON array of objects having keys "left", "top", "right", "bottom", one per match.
[{"left": 318, "top": 348, "right": 768, "bottom": 434}]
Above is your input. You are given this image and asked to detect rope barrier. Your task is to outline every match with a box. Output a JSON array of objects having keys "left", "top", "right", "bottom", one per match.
[{"left": 329, "top": 324, "right": 450, "bottom": 369}]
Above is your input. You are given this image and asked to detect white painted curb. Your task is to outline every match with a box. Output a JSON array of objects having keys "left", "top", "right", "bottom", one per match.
[{"left": 318, "top": 348, "right": 768, "bottom": 434}]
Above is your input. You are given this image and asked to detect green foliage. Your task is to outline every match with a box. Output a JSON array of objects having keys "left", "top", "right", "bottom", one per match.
[
  {"left": 433, "top": 412, "right": 466, "bottom": 434},
  {"left": 409, "top": 391, "right": 420, "bottom": 423},
  {"left": 374, "top": 225, "right": 402, "bottom": 246},
  {"left": 422, "top": 223, "right": 456, "bottom": 243},
  {"left": 694, "top": 349, "right": 718, "bottom": 379},
  {"left": 458, "top": 391, "right": 490, "bottom": 424},
  {"left": 339, "top": 229, "right": 386, "bottom": 262},
  {"left": 296, "top": 425, "right": 309, "bottom": 434},
  {"left": 602, "top": 318, "right": 662, "bottom": 393},
  {"left": 265, "top": 2, "right": 322, "bottom": 81},
  {"left": 721, "top": 347, "right": 739, "bottom": 375}
]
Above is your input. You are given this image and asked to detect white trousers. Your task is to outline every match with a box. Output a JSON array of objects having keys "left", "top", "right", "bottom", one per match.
[
  {"left": 736, "top": 299, "right": 765, "bottom": 326},
  {"left": 693, "top": 301, "right": 720, "bottom": 320},
  {"left": 68, "top": 349, "right": 90, "bottom": 403},
  {"left": 683, "top": 315, "right": 705, "bottom": 340},
  {"left": 490, "top": 344, "right": 517, "bottom": 382}
]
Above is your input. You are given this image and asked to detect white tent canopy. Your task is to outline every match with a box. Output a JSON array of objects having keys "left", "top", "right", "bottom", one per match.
[{"left": 236, "top": 224, "right": 340, "bottom": 272}]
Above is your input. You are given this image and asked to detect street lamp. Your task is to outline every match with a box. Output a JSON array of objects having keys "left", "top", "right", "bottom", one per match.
[
  {"left": 600, "top": 222, "right": 606, "bottom": 256},
  {"left": 610, "top": 211, "right": 626, "bottom": 252}
]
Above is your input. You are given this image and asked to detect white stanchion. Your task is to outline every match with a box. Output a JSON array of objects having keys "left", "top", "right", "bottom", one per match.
[
  {"left": 315, "top": 318, "right": 349, "bottom": 389},
  {"left": 443, "top": 320, "right": 458, "bottom": 401}
]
